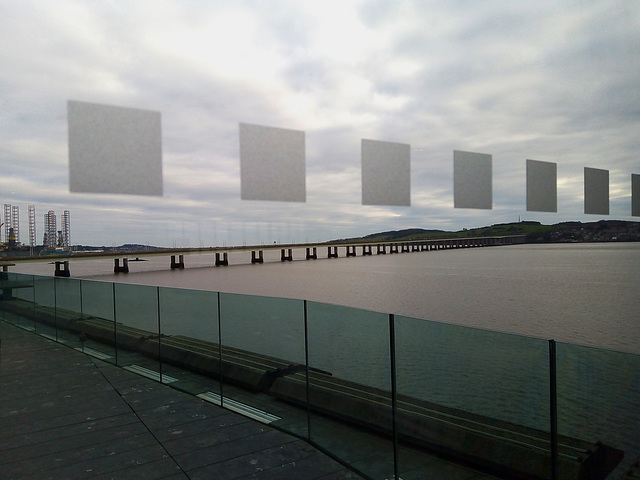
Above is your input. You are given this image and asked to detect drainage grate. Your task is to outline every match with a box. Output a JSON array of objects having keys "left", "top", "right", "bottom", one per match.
[
  {"left": 123, "top": 364, "right": 178, "bottom": 384},
  {"left": 40, "top": 333, "right": 64, "bottom": 343},
  {"left": 74, "top": 347, "right": 112, "bottom": 360},
  {"left": 16, "top": 324, "right": 35, "bottom": 332},
  {"left": 197, "top": 391, "right": 281, "bottom": 424}
]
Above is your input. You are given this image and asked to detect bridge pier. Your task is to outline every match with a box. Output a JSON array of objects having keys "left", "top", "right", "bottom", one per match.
[
  {"left": 215, "top": 252, "right": 228, "bottom": 266},
  {"left": 390, "top": 244, "right": 399, "bottom": 254},
  {"left": 346, "top": 246, "right": 356, "bottom": 257},
  {"left": 327, "top": 246, "right": 339, "bottom": 258},
  {"left": 54, "top": 261, "right": 71, "bottom": 277},
  {"left": 114, "top": 258, "right": 129, "bottom": 273},
  {"left": 401, "top": 244, "right": 410, "bottom": 253},
  {"left": 412, "top": 244, "right": 420, "bottom": 252},
  {"left": 376, "top": 244, "right": 386, "bottom": 254},
  {"left": 170, "top": 255, "right": 185, "bottom": 270},
  {"left": 281, "top": 248, "right": 293, "bottom": 261},
  {"left": 362, "top": 245, "right": 372, "bottom": 256},
  {"left": 251, "top": 250, "right": 264, "bottom": 264},
  {"left": 305, "top": 247, "right": 317, "bottom": 260}
]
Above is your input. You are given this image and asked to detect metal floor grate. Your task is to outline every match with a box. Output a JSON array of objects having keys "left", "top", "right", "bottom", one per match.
[
  {"left": 74, "top": 347, "right": 112, "bottom": 360},
  {"left": 197, "top": 391, "right": 281, "bottom": 424},
  {"left": 123, "top": 364, "right": 178, "bottom": 384}
]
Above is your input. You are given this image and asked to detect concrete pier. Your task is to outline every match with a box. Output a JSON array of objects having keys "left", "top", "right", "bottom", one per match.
[
  {"left": 327, "top": 246, "right": 339, "bottom": 258},
  {"left": 280, "top": 248, "right": 293, "bottom": 262},
  {"left": 390, "top": 245, "right": 399, "bottom": 254},
  {"left": 251, "top": 250, "right": 264, "bottom": 264},
  {"left": 346, "top": 246, "right": 357, "bottom": 257},
  {"left": 114, "top": 258, "right": 129, "bottom": 273},
  {"left": 54, "top": 261, "right": 71, "bottom": 277},
  {"left": 362, "top": 245, "right": 372, "bottom": 256},
  {"left": 305, "top": 247, "right": 317, "bottom": 259},
  {"left": 377, "top": 244, "right": 386, "bottom": 254},
  {"left": 170, "top": 254, "right": 185, "bottom": 270},
  {"left": 215, "top": 252, "right": 228, "bottom": 266}
]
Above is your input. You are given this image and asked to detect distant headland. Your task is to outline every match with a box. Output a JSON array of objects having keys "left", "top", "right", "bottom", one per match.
[{"left": 336, "top": 220, "right": 640, "bottom": 244}]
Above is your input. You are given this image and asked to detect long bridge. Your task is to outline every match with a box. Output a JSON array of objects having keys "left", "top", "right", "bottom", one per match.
[{"left": 1, "top": 235, "right": 527, "bottom": 277}]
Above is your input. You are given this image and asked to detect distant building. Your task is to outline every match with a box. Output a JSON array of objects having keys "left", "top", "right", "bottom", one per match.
[
  {"left": 61, "top": 210, "right": 70, "bottom": 249},
  {"left": 3, "top": 204, "right": 20, "bottom": 244},
  {"left": 45, "top": 210, "right": 57, "bottom": 249},
  {"left": 11, "top": 206, "right": 19, "bottom": 243},
  {"left": 28, "top": 205, "right": 36, "bottom": 248},
  {"left": 3, "top": 204, "right": 11, "bottom": 242}
]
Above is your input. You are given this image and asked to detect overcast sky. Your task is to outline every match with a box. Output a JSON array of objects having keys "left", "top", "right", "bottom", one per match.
[{"left": 2, "top": 0, "right": 639, "bottom": 247}]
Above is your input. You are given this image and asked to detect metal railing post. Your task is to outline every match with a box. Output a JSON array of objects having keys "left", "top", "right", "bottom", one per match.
[
  {"left": 112, "top": 282, "right": 118, "bottom": 365},
  {"left": 549, "top": 339, "right": 558, "bottom": 480},
  {"left": 304, "top": 300, "right": 311, "bottom": 440},
  {"left": 157, "top": 286, "right": 162, "bottom": 383},
  {"left": 389, "top": 313, "right": 399, "bottom": 480},
  {"left": 217, "top": 291, "right": 224, "bottom": 406}
]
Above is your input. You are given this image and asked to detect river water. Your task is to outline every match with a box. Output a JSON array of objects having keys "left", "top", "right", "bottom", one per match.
[
  {"left": 11, "top": 242, "right": 640, "bottom": 476},
  {"left": 50, "top": 242, "right": 639, "bottom": 354}
]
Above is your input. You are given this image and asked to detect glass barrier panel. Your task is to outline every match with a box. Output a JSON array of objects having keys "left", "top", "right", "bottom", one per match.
[
  {"left": 219, "top": 292, "right": 307, "bottom": 438},
  {"left": 556, "top": 343, "right": 639, "bottom": 479},
  {"left": 0, "top": 273, "right": 35, "bottom": 331},
  {"left": 52, "top": 278, "right": 84, "bottom": 348},
  {"left": 32, "top": 275, "right": 58, "bottom": 340},
  {"left": 158, "top": 286, "right": 221, "bottom": 397},
  {"left": 75, "top": 279, "right": 117, "bottom": 363},
  {"left": 113, "top": 283, "right": 161, "bottom": 377},
  {"left": 306, "top": 301, "right": 394, "bottom": 480},
  {"left": 394, "top": 315, "right": 550, "bottom": 480}
]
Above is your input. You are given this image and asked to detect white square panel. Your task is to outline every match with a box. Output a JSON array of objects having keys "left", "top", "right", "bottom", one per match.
[
  {"left": 632, "top": 174, "right": 640, "bottom": 217},
  {"left": 526, "top": 159, "right": 557, "bottom": 212},
  {"left": 68, "top": 100, "right": 163, "bottom": 196},
  {"left": 239, "top": 123, "right": 305, "bottom": 202},
  {"left": 584, "top": 167, "right": 609, "bottom": 215},
  {"left": 453, "top": 150, "right": 492, "bottom": 209},
  {"left": 362, "top": 139, "right": 411, "bottom": 206}
]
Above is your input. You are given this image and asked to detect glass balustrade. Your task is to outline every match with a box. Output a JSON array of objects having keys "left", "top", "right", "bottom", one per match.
[
  {"left": 394, "top": 315, "right": 550, "bottom": 479},
  {"left": 306, "top": 301, "right": 394, "bottom": 480},
  {"left": 556, "top": 342, "right": 640, "bottom": 479},
  {"left": 218, "top": 292, "right": 307, "bottom": 438},
  {"left": 158, "top": 286, "right": 221, "bottom": 396},
  {"left": 1, "top": 273, "right": 637, "bottom": 480}
]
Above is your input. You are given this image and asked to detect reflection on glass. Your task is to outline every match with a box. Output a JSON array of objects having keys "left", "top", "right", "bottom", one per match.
[
  {"left": 394, "top": 315, "right": 549, "bottom": 479},
  {"left": 219, "top": 292, "right": 307, "bottom": 437},
  {"left": 113, "top": 283, "right": 160, "bottom": 375},
  {"left": 557, "top": 343, "right": 637, "bottom": 478},
  {"left": 306, "top": 301, "right": 394, "bottom": 480},
  {"left": 76, "top": 279, "right": 116, "bottom": 362},
  {"left": 158, "top": 286, "right": 221, "bottom": 395},
  {"left": 0, "top": 273, "right": 35, "bottom": 330}
]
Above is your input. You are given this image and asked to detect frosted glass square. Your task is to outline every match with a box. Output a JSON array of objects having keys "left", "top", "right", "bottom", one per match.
[
  {"left": 632, "top": 174, "right": 640, "bottom": 217},
  {"left": 68, "top": 100, "right": 163, "bottom": 196},
  {"left": 239, "top": 123, "right": 305, "bottom": 202},
  {"left": 453, "top": 150, "right": 492, "bottom": 209},
  {"left": 362, "top": 139, "right": 411, "bottom": 206},
  {"left": 584, "top": 167, "right": 609, "bottom": 215},
  {"left": 526, "top": 159, "right": 557, "bottom": 212}
]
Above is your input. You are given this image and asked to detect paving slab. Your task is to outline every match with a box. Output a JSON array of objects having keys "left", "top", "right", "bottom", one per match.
[{"left": 0, "top": 321, "right": 364, "bottom": 480}]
